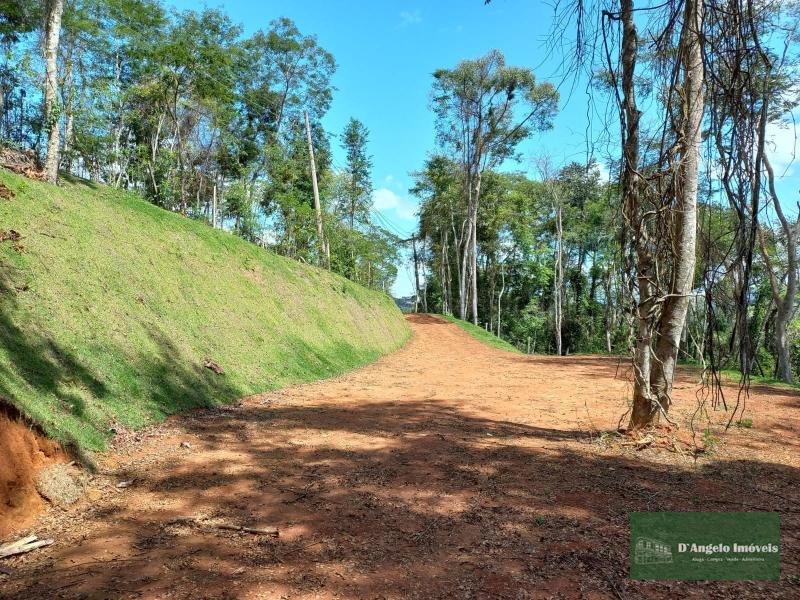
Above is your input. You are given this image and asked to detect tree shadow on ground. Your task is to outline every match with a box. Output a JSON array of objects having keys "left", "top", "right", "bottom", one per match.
[{"left": 7, "top": 398, "right": 799, "bottom": 599}]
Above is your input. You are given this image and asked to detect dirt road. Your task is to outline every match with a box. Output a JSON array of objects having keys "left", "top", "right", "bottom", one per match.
[{"left": 2, "top": 314, "right": 799, "bottom": 599}]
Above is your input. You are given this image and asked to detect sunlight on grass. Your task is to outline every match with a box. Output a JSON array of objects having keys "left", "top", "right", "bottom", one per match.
[
  {"left": 0, "top": 170, "right": 411, "bottom": 452},
  {"left": 439, "top": 314, "right": 520, "bottom": 353}
]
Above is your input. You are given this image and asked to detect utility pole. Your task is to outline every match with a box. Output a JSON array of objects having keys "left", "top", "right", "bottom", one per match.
[
  {"left": 411, "top": 236, "right": 421, "bottom": 313},
  {"left": 304, "top": 111, "right": 328, "bottom": 268},
  {"left": 398, "top": 235, "right": 423, "bottom": 312},
  {"left": 211, "top": 180, "right": 217, "bottom": 228}
]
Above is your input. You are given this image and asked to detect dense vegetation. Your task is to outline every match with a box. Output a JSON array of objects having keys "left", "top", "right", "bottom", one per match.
[
  {"left": 413, "top": 157, "right": 619, "bottom": 357},
  {"left": 0, "top": 169, "right": 409, "bottom": 452},
  {"left": 1, "top": 0, "right": 398, "bottom": 291}
]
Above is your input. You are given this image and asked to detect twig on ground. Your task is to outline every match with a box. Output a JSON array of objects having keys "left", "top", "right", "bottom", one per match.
[
  {"left": 215, "top": 523, "right": 279, "bottom": 536},
  {"left": 172, "top": 516, "right": 279, "bottom": 537}
]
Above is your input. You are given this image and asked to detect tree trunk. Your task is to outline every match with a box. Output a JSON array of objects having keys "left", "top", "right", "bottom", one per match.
[
  {"left": 304, "top": 111, "right": 327, "bottom": 267},
  {"left": 603, "top": 269, "right": 614, "bottom": 353},
  {"left": 759, "top": 156, "right": 798, "bottom": 383},
  {"left": 412, "top": 237, "right": 422, "bottom": 313},
  {"left": 470, "top": 171, "right": 482, "bottom": 325},
  {"left": 459, "top": 173, "right": 473, "bottom": 321},
  {"left": 775, "top": 307, "right": 792, "bottom": 382},
  {"left": 497, "top": 262, "right": 505, "bottom": 337},
  {"left": 630, "top": 0, "right": 704, "bottom": 429},
  {"left": 61, "top": 41, "right": 76, "bottom": 174},
  {"left": 43, "top": 0, "right": 64, "bottom": 184},
  {"left": 441, "top": 231, "right": 450, "bottom": 314},
  {"left": 620, "top": 0, "right": 655, "bottom": 430},
  {"left": 554, "top": 198, "right": 563, "bottom": 356},
  {"left": 211, "top": 181, "right": 218, "bottom": 228}
]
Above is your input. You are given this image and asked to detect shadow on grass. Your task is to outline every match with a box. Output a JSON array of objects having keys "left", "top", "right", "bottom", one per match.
[
  {"left": 0, "top": 270, "right": 108, "bottom": 430},
  {"left": 0, "top": 260, "right": 401, "bottom": 452},
  {"left": 0, "top": 262, "right": 239, "bottom": 447}
]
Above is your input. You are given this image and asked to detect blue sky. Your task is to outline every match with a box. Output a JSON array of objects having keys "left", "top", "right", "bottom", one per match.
[{"left": 167, "top": 0, "right": 799, "bottom": 297}]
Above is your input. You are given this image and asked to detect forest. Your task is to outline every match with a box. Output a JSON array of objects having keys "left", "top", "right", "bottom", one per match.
[{"left": 1, "top": 0, "right": 398, "bottom": 290}]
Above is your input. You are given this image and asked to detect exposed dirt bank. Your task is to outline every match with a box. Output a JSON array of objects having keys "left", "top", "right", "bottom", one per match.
[{"left": 0, "top": 405, "right": 65, "bottom": 537}]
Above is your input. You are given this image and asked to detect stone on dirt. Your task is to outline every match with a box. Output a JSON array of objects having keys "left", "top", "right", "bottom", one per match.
[{"left": 33, "top": 464, "right": 82, "bottom": 506}]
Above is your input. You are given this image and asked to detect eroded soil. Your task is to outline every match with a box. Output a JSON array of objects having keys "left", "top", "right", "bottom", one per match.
[
  {"left": 1, "top": 314, "right": 798, "bottom": 599},
  {"left": 0, "top": 406, "right": 66, "bottom": 537}
]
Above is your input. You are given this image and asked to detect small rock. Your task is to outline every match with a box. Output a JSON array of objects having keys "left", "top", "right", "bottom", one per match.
[
  {"left": 203, "top": 358, "right": 224, "bottom": 374},
  {"left": 34, "top": 464, "right": 83, "bottom": 506},
  {"left": 116, "top": 480, "right": 134, "bottom": 489}
]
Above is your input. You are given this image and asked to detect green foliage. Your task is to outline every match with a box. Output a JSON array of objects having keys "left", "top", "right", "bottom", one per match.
[
  {"left": 431, "top": 50, "right": 559, "bottom": 169},
  {"left": 0, "top": 0, "right": 39, "bottom": 43},
  {"left": 0, "top": 169, "right": 410, "bottom": 453},
  {"left": 338, "top": 117, "right": 373, "bottom": 230},
  {"left": 415, "top": 157, "right": 621, "bottom": 356}
]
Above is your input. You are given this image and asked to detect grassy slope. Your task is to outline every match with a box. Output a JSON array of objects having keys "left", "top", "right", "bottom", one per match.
[
  {"left": 0, "top": 170, "right": 410, "bottom": 452},
  {"left": 440, "top": 314, "right": 520, "bottom": 353}
]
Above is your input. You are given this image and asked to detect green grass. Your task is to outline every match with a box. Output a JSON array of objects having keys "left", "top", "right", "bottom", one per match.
[
  {"left": 0, "top": 169, "right": 410, "bottom": 453},
  {"left": 439, "top": 314, "right": 520, "bottom": 353},
  {"left": 718, "top": 369, "right": 799, "bottom": 390},
  {"left": 679, "top": 359, "right": 799, "bottom": 391}
]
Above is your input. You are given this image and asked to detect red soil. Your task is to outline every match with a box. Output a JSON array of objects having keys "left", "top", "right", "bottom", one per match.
[
  {"left": 0, "top": 406, "right": 65, "bottom": 537},
  {"left": 0, "top": 314, "right": 798, "bottom": 598}
]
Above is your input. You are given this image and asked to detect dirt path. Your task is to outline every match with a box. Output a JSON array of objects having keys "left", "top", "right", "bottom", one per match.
[{"left": 2, "top": 314, "right": 799, "bottom": 599}]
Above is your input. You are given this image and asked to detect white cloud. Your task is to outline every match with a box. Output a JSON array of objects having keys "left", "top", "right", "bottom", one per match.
[
  {"left": 766, "top": 120, "right": 798, "bottom": 177},
  {"left": 372, "top": 187, "right": 418, "bottom": 221},
  {"left": 399, "top": 10, "right": 422, "bottom": 27},
  {"left": 595, "top": 161, "right": 612, "bottom": 182}
]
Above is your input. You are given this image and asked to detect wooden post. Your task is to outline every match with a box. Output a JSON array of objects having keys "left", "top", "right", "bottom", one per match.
[{"left": 304, "top": 111, "right": 327, "bottom": 267}]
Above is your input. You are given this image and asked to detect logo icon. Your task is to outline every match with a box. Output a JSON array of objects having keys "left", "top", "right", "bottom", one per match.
[{"left": 634, "top": 537, "right": 673, "bottom": 565}]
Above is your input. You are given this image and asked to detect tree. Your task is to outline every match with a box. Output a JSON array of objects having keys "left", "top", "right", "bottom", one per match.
[
  {"left": 304, "top": 110, "right": 327, "bottom": 266},
  {"left": 240, "top": 18, "right": 335, "bottom": 186},
  {"left": 43, "top": 0, "right": 64, "bottom": 183},
  {"left": 536, "top": 158, "right": 565, "bottom": 355},
  {"left": 758, "top": 156, "right": 798, "bottom": 383},
  {"left": 602, "top": 0, "right": 704, "bottom": 430},
  {"left": 431, "top": 49, "right": 558, "bottom": 324},
  {"left": 340, "top": 117, "right": 372, "bottom": 230},
  {"left": 338, "top": 117, "right": 372, "bottom": 278}
]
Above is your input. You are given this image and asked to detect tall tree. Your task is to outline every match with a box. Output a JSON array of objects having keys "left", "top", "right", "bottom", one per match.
[
  {"left": 340, "top": 117, "right": 372, "bottom": 230},
  {"left": 641, "top": 0, "right": 703, "bottom": 429},
  {"left": 339, "top": 117, "right": 373, "bottom": 278},
  {"left": 759, "top": 156, "right": 798, "bottom": 383},
  {"left": 431, "top": 49, "right": 558, "bottom": 324},
  {"left": 43, "top": 0, "right": 64, "bottom": 183},
  {"left": 304, "top": 110, "right": 327, "bottom": 266}
]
